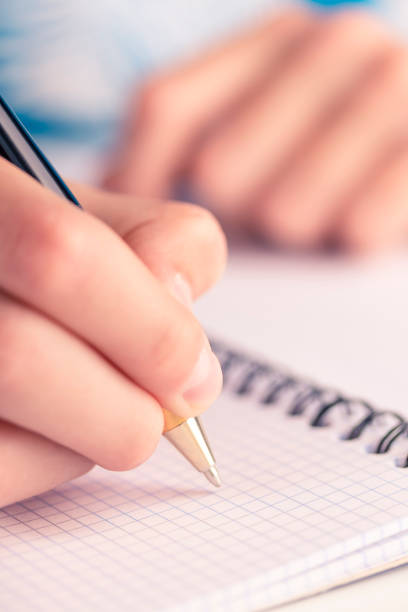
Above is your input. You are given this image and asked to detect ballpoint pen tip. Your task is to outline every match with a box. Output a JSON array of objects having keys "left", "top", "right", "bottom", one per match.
[{"left": 204, "top": 466, "right": 221, "bottom": 488}]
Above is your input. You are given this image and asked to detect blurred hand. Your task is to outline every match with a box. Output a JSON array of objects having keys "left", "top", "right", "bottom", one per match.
[
  {"left": 0, "top": 160, "right": 225, "bottom": 507},
  {"left": 105, "top": 9, "right": 408, "bottom": 252}
]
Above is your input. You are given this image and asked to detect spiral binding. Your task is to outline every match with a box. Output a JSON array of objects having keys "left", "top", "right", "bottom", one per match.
[{"left": 211, "top": 339, "right": 408, "bottom": 467}]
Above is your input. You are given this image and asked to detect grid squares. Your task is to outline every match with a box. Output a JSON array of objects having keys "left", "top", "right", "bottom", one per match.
[{"left": 1, "top": 360, "right": 408, "bottom": 610}]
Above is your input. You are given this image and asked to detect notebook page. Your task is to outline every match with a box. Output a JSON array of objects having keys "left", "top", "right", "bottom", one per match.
[
  {"left": 1, "top": 370, "right": 408, "bottom": 612},
  {"left": 284, "top": 529, "right": 408, "bottom": 604}
]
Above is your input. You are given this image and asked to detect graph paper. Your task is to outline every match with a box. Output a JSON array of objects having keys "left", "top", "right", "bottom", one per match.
[{"left": 1, "top": 345, "right": 408, "bottom": 612}]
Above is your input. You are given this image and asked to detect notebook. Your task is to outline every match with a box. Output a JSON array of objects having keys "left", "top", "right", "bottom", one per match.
[{"left": 1, "top": 339, "right": 408, "bottom": 612}]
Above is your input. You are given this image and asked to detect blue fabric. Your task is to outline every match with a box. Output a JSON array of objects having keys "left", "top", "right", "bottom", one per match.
[
  {"left": 309, "top": 0, "right": 374, "bottom": 5},
  {"left": 0, "top": 0, "right": 287, "bottom": 148},
  {"left": 0, "top": 0, "right": 386, "bottom": 151}
]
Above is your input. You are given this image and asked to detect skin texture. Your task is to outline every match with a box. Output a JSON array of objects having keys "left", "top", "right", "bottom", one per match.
[
  {"left": 104, "top": 9, "right": 408, "bottom": 252},
  {"left": 0, "top": 161, "right": 226, "bottom": 508}
]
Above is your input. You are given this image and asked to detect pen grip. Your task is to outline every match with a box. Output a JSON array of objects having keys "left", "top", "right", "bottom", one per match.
[{"left": 162, "top": 409, "right": 186, "bottom": 433}]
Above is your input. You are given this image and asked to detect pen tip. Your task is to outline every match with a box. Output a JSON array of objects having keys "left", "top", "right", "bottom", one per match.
[{"left": 204, "top": 466, "right": 221, "bottom": 488}]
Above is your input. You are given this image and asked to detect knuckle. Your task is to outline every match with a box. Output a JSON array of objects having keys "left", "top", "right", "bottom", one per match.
[
  {"left": 101, "top": 441, "right": 144, "bottom": 472},
  {"left": 340, "top": 228, "right": 375, "bottom": 252},
  {"left": 175, "top": 204, "right": 227, "bottom": 280},
  {"left": 190, "top": 146, "right": 237, "bottom": 208},
  {"left": 138, "top": 75, "right": 183, "bottom": 125},
  {"left": 190, "top": 148, "right": 218, "bottom": 194},
  {"left": 381, "top": 48, "right": 408, "bottom": 90},
  {"left": 339, "top": 216, "right": 381, "bottom": 253},
  {"left": 13, "top": 214, "right": 90, "bottom": 298},
  {"left": 259, "top": 202, "right": 319, "bottom": 248},
  {"left": 101, "top": 414, "right": 161, "bottom": 472},
  {"left": 0, "top": 307, "right": 29, "bottom": 396}
]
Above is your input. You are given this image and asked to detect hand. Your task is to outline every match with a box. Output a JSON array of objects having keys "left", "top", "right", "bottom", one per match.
[
  {"left": 0, "top": 160, "right": 225, "bottom": 507},
  {"left": 105, "top": 9, "right": 408, "bottom": 252}
]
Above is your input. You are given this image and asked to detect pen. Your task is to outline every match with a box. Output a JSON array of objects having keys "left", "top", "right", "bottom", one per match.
[{"left": 0, "top": 94, "right": 221, "bottom": 488}]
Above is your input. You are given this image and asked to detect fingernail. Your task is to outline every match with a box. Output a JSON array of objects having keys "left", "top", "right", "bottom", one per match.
[
  {"left": 182, "top": 342, "right": 223, "bottom": 407},
  {"left": 169, "top": 273, "right": 194, "bottom": 309}
]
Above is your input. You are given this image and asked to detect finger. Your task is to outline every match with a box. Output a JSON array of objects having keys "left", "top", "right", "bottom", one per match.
[
  {"left": 255, "top": 47, "right": 408, "bottom": 248},
  {"left": 0, "top": 421, "right": 92, "bottom": 508},
  {"left": 0, "top": 161, "right": 222, "bottom": 418},
  {"left": 336, "top": 146, "right": 408, "bottom": 251},
  {"left": 0, "top": 290, "right": 163, "bottom": 471},
  {"left": 190, "top": 11, "right": 389, "bottom": 217},
  {"left": 103, "top": 10, "right": 313, "bottom": 196},
  {"left": 71, "top": 182, "right": 227, "bottom": 300}
]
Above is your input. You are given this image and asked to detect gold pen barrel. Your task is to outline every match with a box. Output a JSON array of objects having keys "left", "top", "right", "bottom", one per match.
[
  {"left": 163, "top": 409, "right": 186, "bottom": 433},
  {"left": 162, "top": 408, "right": 221, "bottom": 487}
]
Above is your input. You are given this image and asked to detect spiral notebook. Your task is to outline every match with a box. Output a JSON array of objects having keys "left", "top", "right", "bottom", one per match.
[{"left": 2, "top": 340, "right": 408, "bottom": 612}]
